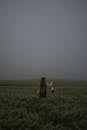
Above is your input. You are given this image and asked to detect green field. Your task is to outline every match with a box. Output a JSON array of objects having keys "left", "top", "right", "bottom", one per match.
[{"left": 0, "top": 80, "right": 87, "bottom": 130}]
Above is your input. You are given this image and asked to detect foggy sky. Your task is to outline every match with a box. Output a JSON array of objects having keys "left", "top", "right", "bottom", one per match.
[{"left": 0, "top": 0, "right": 87, "bottom": 80}]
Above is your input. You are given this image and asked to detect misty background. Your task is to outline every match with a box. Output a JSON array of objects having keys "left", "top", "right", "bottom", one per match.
[{"left": 0, "top": 0, "right": 87, "bottom": 80}]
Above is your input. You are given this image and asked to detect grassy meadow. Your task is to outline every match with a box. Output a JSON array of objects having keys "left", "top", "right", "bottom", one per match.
[{"left": 0, "top": 79, "right": 87, "bottom": 130}]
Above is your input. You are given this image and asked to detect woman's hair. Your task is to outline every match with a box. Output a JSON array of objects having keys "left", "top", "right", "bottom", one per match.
[{"left": 40, "top": 77, "right": 46, "bottom": 88}]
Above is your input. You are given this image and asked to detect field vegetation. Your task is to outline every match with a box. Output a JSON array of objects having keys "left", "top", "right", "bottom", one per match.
[{"left": 0, "top": 80, "right": 87, "bottom": 130}]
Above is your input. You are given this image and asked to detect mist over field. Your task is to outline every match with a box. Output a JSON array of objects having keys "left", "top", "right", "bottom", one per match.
[{"left": 0, "top": 0, "right": 87, "bottom": 80}]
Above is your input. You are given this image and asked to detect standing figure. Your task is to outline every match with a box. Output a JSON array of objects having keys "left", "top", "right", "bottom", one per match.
[{"left": 39, "top": 77, "right": 47, "bottom": 98}]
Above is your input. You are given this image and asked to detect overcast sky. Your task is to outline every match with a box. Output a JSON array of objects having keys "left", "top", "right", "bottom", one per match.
[{"left": 0, "top": 0, "right": 87, "bottom": 80}]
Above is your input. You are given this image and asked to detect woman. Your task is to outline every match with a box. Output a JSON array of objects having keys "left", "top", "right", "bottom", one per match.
[{"left": 39, "top": 77, "right": 47, "bottom": 98}]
